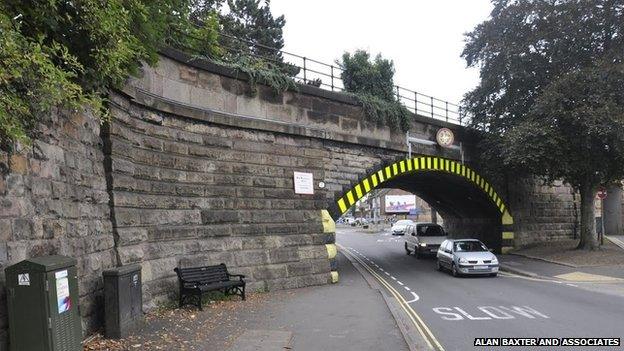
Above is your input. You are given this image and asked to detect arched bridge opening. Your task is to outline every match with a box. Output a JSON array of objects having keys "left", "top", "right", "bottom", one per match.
[{"left": 331, "top": 156, "right": 514, "bottom": 253}]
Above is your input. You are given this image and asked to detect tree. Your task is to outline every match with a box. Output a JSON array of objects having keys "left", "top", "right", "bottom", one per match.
[
  {"left": 0, "top": 0, "right": 220, "bottom": 147},
  {"left": 462, "top": 0, "right": 624, "bottom": 249},
  {"left": 194, "top": 0, "right": 286, "bottom": 62},
  {"left": 338, "top": 50, "right": 396, "bottom": 102},
  {"left": 338, "top": 50, "right": 410, "bottom": 131}
]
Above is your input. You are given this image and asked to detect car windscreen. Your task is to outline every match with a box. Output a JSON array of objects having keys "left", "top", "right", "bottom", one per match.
[
  {"left": 417, "top": 225, "right": 444, "bottom": 236},
  {"left": 395, "top": 220, "right": 413, "bottom": 226},
  {"left": 453, "top": 241, "right": 488, "bottom": 252}
]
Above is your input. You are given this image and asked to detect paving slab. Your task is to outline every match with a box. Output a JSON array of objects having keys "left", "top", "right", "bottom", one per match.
[{"left": 226, "top": 330, "right": 292, "bottom": 351}]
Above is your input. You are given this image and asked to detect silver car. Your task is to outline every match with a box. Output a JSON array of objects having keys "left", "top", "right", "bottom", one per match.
[
  {"left": 436, "top": 239, "right": 499, "bottom": 277},
  {"left": 391, "top": 219, "right": 414, "bottom": 235}
]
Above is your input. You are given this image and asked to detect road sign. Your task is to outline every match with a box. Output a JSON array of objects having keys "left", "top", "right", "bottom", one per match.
[
  {"left": 597, "top": 187, "right": 607, "bottom": 200},
  {"left": 436, "top": 128, "right": 454, "bottom": 148}
]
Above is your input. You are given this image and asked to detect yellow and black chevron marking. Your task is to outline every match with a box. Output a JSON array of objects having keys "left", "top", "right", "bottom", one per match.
[
  {"left": 321, "top": 210, "right": 339, "bottom": 282},
  {"left": 335, "top": 156, "right": 515, "bottom": 253}
]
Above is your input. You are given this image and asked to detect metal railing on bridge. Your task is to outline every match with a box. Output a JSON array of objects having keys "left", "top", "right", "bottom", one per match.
[{"left": 177, "top": 28, "right": 466, "bottom": 126}]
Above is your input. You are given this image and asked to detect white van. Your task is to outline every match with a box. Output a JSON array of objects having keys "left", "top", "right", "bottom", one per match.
[{"left": 404, "top": 223, "right": 447, "bottom": 258}]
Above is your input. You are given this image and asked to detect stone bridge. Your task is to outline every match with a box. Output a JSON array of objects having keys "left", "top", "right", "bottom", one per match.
[
  {"left": 109, "top": 49, "right": 577, "bottom": 298},
  {"left": 0, "top": 49, "right": 579, "bottom": 340}
]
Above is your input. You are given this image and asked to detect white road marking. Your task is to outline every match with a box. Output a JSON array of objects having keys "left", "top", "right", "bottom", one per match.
[
  {"left": 566, "top": 283, "right": 578, "bottom": 287},
  {"left": 341, "top": 245, "right": 420, "bottom": 306},
  {"left": 432, "top": 305, "right": 549, "bottom": 321},
  {"left": 406, "top": 292, "right": 420, "bottom": 304}
]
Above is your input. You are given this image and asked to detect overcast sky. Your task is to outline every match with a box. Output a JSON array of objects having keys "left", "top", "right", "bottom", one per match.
[{"left": 270, "top": 0, "right": 493, "bottom": 105}]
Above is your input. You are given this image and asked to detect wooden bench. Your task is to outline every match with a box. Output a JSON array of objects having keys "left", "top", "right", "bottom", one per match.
[{"left": 174, "top": 263, "right": 246, "bottom": 310}]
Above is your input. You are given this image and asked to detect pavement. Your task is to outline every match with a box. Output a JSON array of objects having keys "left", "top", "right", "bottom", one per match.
[
  {"left": 239, "top": 251, "right": 409, "bottom": 351},
  {"left": 498, "top": 254, "right": 624, "bottom": 281},
  {"left": 337, "top": 226, "right": 624, "bottom": 351},
  {"left": 85, "top": 250, "right": 409, "bottom": 351}
]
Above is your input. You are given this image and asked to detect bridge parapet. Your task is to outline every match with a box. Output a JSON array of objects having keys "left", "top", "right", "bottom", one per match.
[{"left": 125, "top": 49, "right": 471, "bottom": 160}]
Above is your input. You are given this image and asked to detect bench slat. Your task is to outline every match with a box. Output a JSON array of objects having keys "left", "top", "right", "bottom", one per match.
[{"left": 179, "top": 271, "right": 228, "bottom": 279}]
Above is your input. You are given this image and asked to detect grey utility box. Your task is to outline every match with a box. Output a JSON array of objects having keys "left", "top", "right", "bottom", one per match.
[
  {"left": 5, "top": 255, "right": 82, "bottom": 351},
  {"left": 103, "top": 264, "right": 142, "bottom": 338}
]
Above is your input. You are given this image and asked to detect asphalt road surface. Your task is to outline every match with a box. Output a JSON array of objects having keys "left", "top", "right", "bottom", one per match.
[{"left": 336, "top": 226, "right": 624, "bottom": 351}]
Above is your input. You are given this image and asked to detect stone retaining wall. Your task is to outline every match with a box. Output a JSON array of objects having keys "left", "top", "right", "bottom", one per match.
[
  {"left": 0, "top": 109, "right": 116, "bottom": 348},
  {"left": 508, "top": 178, "right": 578, "bottom": 247},
  {"left": 105, "top": 92, "right": 334, "bottom": 307}
]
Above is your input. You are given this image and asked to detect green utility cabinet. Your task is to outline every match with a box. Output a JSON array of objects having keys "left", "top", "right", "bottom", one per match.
[
  {"left": 5, "top": 255, "right": 82, "bottom": 351},
  {"left": 103, "top": 264, "right": 142, "bottom": 338}
]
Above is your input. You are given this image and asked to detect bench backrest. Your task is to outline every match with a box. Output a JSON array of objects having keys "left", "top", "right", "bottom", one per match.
[{"left": 174, "top": 263, "right": 229, "bottom": 284}]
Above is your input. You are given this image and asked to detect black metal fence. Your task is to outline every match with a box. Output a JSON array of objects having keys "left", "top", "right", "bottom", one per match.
[
  {"left": 181, "top": 28, "right": 465, "bottom": 125},
  {"left": 278, "top": 50, "right": 464, "bottom": 125}
]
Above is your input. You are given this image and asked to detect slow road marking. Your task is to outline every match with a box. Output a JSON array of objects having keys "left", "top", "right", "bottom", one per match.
[{"left": 432, "top": 306, "right": 549, "bottom": 321}]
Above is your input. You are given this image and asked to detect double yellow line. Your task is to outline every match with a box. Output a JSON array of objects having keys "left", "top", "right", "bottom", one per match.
[{"left": 338, "top": 244, "right": 444, "bottom": 351}]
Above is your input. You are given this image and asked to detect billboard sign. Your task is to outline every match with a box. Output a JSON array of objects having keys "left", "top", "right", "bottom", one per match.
[{"left": 385, "top": 195, "right": 417, "bottom": 213}]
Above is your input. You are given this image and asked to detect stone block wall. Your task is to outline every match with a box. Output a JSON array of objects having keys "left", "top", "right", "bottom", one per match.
[
  {"left": 0, "top": 109, "right": 116, "bottom": 348},
  {"left": 508, "top": 178, "right": 578, "bottom": 247},
  {"left": 105, "top": 92, "right": 334, "bottom": 307}
]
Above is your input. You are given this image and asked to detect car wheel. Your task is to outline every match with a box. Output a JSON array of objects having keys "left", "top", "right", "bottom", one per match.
[
  {"left": 451, "top": 264, "right": 460, "bottom": 277},
  {"left": 404, "top": 243, "right": 411, "bottom": 255},
  {"left": 436, "top": 260, "right": 443, "bottom": 271}
]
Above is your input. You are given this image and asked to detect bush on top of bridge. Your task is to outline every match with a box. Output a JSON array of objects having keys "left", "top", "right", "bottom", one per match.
[{"left": 338, "top": 50, "right": 410, "bottom": 131}]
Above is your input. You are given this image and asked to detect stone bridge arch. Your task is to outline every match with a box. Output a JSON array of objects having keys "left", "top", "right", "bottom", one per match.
[{"left": 331, "top": 156, "right": 515, "bottom": 253}]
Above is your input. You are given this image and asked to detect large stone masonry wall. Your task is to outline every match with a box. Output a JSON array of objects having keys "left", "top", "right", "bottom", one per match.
[
  {"left": 0, "top": 109, "right": 116, "bottom": 348},
  {"left": 508, "top": 178, "right": 578, "bottom": 247},
  {"left": 106, "top": 93, "right": 334, "bottom": 306}
]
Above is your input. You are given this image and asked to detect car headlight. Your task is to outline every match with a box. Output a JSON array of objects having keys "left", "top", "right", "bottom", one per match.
[
  {"left": 419, "top": 243, "right": 427, "bottom": 247},
  {"left": 491, "top": 257, "right": 498, "bottom": 263},
  {"left": 458, "top": 258, "right": 468, "bottom": 264}
]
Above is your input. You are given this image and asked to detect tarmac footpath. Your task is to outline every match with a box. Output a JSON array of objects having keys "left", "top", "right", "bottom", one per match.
[
  {"left": 85, "top": 252, "right": 410, "bottom": 351},
  {"left": 224, "top": 251, "right": 410, "bottom": 351}
]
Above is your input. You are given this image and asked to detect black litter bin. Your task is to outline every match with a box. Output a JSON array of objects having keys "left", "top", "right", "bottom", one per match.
[{"left": 103, "top": 264, "right": 143, "bottom": 338}]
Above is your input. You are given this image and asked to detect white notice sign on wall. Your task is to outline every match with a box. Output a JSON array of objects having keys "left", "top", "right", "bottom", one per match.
[{"left": 293, "top": 172, "right": 314, "bottom": 195}]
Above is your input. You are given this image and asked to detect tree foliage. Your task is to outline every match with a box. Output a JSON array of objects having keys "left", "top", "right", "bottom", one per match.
[
  {"left": 462, "top": 0, "right": 624, "bottom": 249},
  {"left": 338, "top": 50, "right": 410, "bottom": 131},
  {"left": 193, "top": 0, "right": 285, "bottom": 61},
  {"left": 0, "top": 0, "right": 220, "bottom": 147},
  {"left": 339, "top": 50, "right": 395, "bottom": 102}
]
